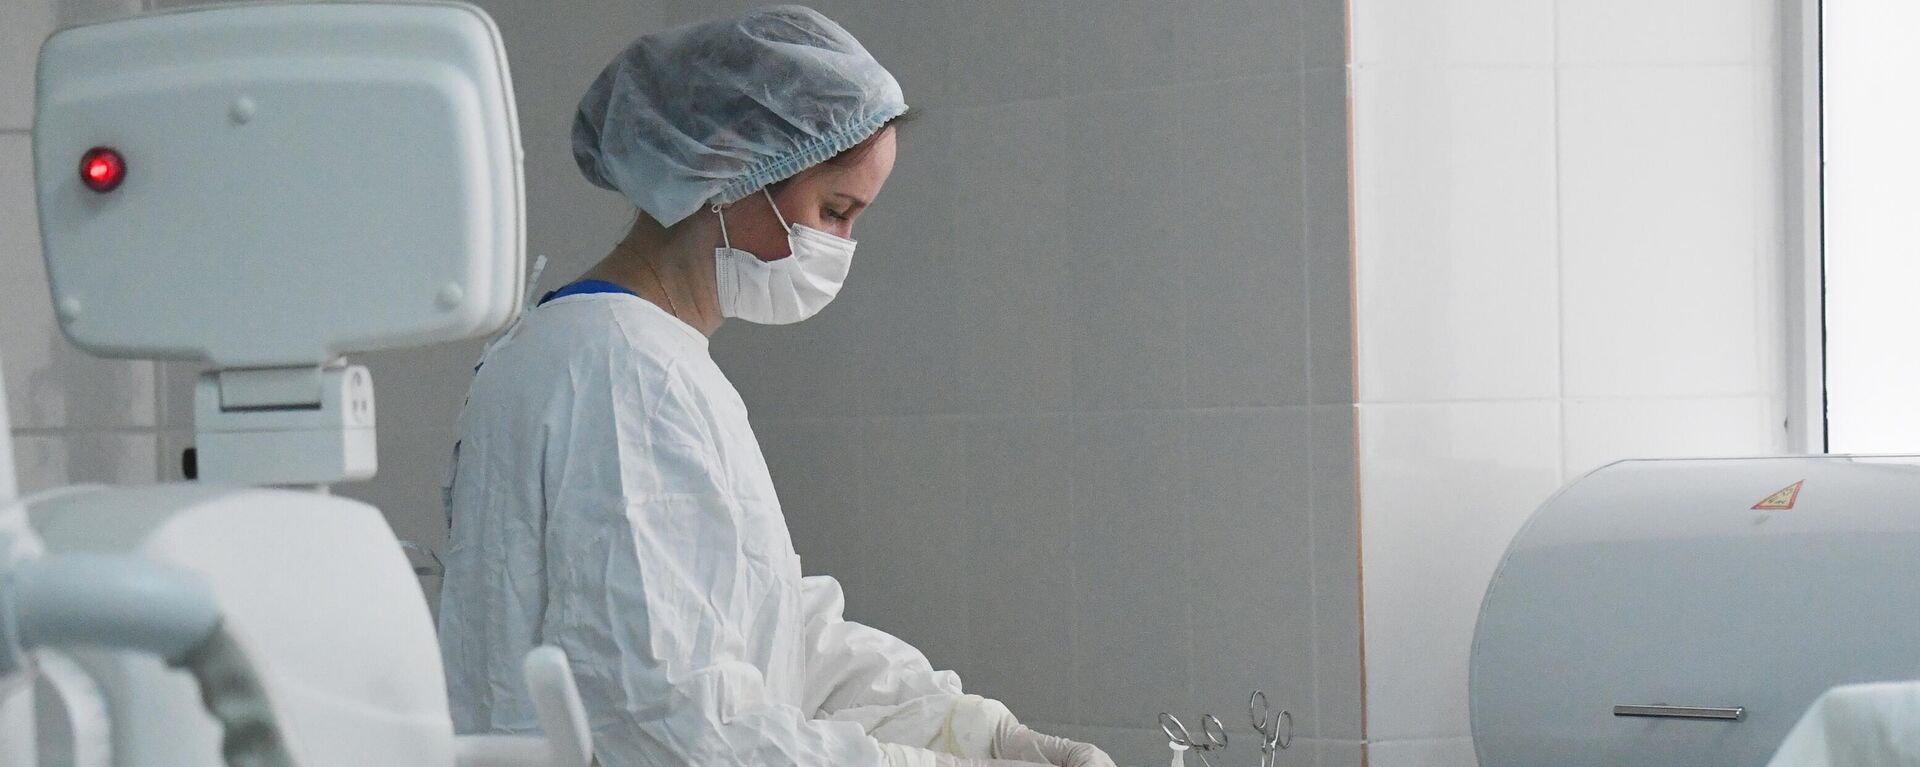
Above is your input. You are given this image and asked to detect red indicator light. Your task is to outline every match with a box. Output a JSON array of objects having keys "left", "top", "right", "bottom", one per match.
[{"left": 79, "top": 147, "right": 126, "bottom": 193}]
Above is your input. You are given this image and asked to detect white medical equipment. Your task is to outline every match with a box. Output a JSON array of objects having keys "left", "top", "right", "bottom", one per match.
[
  {"left": 1470, "top": 456, "right": 1920, "bottom": 767},
  {"left": 0, "top": 3, "right": 592, "bottom": 765}
]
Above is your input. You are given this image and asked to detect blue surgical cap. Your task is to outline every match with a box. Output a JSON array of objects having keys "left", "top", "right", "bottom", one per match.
[{"left": 572, "top": 5, "right": 908, "bottom": 227}]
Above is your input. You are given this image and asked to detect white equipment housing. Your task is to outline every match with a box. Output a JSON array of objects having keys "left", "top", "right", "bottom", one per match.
[
  {"left": 33, "top": 0, "right": 525, "bottom": 485},
  {"left": 33, "top": 1, "right": 525, "bottom": 367},
  {"left": 27, "top": 485, "right": 455, "bottom": 765},
  {"left": 4, "top": 3, "right": 589, "bottom": 766},
  {"left": 1471, "top": 456, "right": 1920, "bottom": 766}
]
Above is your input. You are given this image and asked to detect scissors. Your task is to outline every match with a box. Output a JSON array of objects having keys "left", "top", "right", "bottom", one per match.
[
  {"left": 1248, "top": 691, "right": 1294, "bottom": 767},
  {"left": 1159, "top": 712, "right": 1227, "bottom": 767}
]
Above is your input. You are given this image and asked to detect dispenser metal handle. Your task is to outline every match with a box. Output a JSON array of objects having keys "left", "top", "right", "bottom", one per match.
[
  {"left": 1613, "top": 704, "right": 1745, "bottom": 721},
  {"left": 399, "top": 540, "right": 444, "bottom": 578}
]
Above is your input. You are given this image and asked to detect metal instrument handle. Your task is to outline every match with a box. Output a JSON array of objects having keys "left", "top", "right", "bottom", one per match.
[
  {"left": 1248, "top": 690, "right": 1294, "bottom": 750},
  {"left": 1159, "top": 713, "right": 1192, "bottom": 746},
  {"left": 1250, "top": 690, "right": 1271, "bottom": 728},
  {"left": 400, "top": 539, "right": 444, "bottom": 577},
  {"left": 1198, "top": 714, "right": 1227, "bottom": 749},
  {"left": 1613, "top": 704, "right": 1745, "bottom": 721}
]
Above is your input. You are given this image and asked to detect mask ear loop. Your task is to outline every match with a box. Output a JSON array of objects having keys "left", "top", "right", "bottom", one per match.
[
  {"left": 711, "top": 202, "right": 734, "bottom": 251},
  {"left": 762, "top": 187, "right": 793, "bottom": 234}
]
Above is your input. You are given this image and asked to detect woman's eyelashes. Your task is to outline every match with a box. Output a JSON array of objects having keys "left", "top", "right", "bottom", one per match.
[{"left": 823, "top": 207, "right": 851, "bottom": 222}]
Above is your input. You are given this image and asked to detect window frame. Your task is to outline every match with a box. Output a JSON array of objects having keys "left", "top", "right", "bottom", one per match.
[{"left": 1786, "top": 0, "right": 1825, "bottom": 453}]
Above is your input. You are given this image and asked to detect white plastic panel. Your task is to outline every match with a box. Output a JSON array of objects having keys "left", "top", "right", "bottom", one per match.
[
  {"left": 1471, "top": 456, "right": 1920, "bottom": 767},
  {"left": 0, "top": 356, "right": 15, "bottom": 503},
  {"left": 27, "top": 483, "right": 455, "bottom": 766},
  {"left": 33, "top": 2, "right": 524, "bottom": 366}
]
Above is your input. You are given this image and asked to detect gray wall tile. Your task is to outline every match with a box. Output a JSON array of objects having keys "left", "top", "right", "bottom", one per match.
[
  {"left": 1320, "top": 737, "right": 1364, "bottom": 767},
  {"left": 54, "top": 0, "right": 142, "bottom": 29},
  {"left": 1180, "top": 0, "right": 1306, "bottom": 81},
  {"left": 943, "top": 0, "right": 1065, "bottom": 107},
  {"left": 948, "top": 101, "right": 1072, "bottom": 414},
  {"left": 355, "top": 340, "right": 487, "bottom": 434},
  {"left": 963, "top": 414, "right": 1076, "bottom": 722},
  {"left": 1186, "top": 408, "right": 1315, "bottom": 735},
  {"left": 711, "top": 286, "right": 881, "bottom": 420},
  {"left": 1072, "top": 410, "right": 1191, "bottom": 727},
  {"left": 1064, "top": 0, "right": 1306, "bottom": 93},
  {"left": 1061, "top": 0, "right": 1185, "bottom": 94},
  {"left": 1064, "top": 89, "right": 1186, "bottom": 410},
  {"left": 852, "top": 417, "right": 972, "bottom": 674},
  {"left": 826, "top": 0, "right": 956, "bottom": 110},
  {"left": 1, "top": 0, "right": 54, "bottom": 131},
  {"left": 1305, "top": 68, "right": 1354, "bottom": 407},
  {"left": 1310, "top": 404, "right": 1362, "bottom": 740},
  {"left": 753, "top": 109, "right": 962, "bottom": 418},
  {"left": 1303, "top": 0, "right": 1350, "bottom": 70},
  {"left": 1179, "top": 76, "right": 1311, "bottom": 408},
  {"left": 758, "top": 417, "right": 866, "bottom": 584}
]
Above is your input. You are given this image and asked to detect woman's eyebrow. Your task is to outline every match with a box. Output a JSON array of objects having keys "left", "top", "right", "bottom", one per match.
[{"left": 831, "top": 192, "right": 870, "bottom": 209}]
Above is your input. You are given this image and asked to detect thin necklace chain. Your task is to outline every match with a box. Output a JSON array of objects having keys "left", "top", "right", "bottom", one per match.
[
  {"left": 620, "top": 242, "right": 683, "bottom": 320},
  {"left": 640, "top": 257, "right": 680, "bottom": 318}
]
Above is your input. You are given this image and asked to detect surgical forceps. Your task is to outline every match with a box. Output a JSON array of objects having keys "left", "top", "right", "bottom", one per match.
[
  {"left": 1159, "top": 711, "right": 1227, "bottom": 767},
  {"left": 1248, "top": 691, "right": 1294, "bottom": 767}
]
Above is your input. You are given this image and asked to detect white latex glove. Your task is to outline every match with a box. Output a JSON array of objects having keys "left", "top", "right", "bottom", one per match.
[
  {"left": 944, "top": 758, "right": 1057, "bottom": 767},
  {"left": 880, "top": 741, "right": 1051, "bottom": 767},
  {"left": 991, "top": 719, "right": 1119, "bottom": 767}
]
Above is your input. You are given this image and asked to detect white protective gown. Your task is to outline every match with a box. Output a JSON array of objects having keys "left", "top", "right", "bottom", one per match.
[
  {"left": 1767, "top": 681, "right": 1920, "bottom": 767},
  {"left": 437, "top": 292, "right": 1004, "bottom": 767}
]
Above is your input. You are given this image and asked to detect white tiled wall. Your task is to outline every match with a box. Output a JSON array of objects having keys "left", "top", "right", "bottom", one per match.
[
  {"left": 1352, "top": 66, "right": 1558, "bottom": 403},
  {"left": 1356, "top": 402, "right": 1561, "bottom": 744},
  {"left": 1350, "top": 0, "right": 1790, "bottom": 765},
  {"left": 1559, "top": 65, "right": 1768, "bottom": 399},
  {"left": 649, "top": 1, "right": 1356, "bottom": 765}
]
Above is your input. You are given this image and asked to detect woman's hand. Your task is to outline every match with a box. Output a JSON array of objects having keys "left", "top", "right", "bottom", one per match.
[
  {"left": 881, "top": 743, "right": 1052, "bottom": 767},
  {"left": 990, "top": 719, "right": 1119, "bottom": 767}
]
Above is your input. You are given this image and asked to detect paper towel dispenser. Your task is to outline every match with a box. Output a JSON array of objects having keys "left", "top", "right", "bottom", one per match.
[{"left": 1470, "top": 456, "right": 1920, "bottom": 767}]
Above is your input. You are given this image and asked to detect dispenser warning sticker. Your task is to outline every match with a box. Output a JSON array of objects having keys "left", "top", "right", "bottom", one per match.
[{"left": 1752, "top": 480, "right": 1805, "bottom": 510}]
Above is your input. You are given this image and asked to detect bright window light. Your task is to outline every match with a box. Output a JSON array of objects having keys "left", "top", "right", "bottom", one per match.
[{"left": 1823, "top": 0, "right": 1920, "bottom": 452}]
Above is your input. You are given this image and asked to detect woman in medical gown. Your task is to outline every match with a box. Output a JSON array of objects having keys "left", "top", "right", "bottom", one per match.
[{"left": 435, "top": 7, "right": 1116, "bottom": 767}]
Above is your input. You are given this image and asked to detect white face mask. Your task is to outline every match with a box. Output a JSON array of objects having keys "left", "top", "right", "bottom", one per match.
[{"left": 713, "top": 188, "right": 856, "bottom": 325}]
